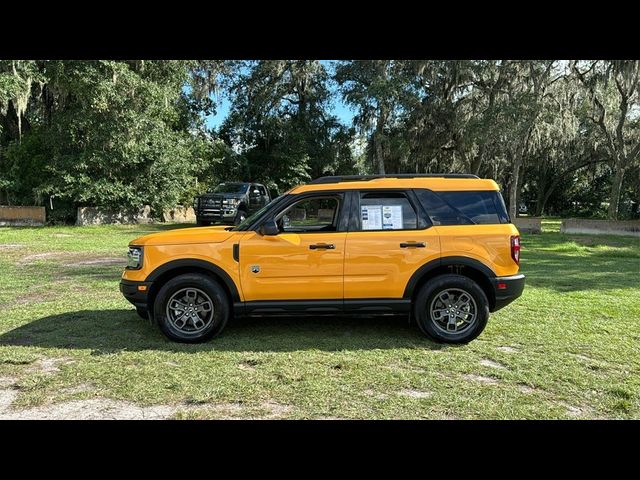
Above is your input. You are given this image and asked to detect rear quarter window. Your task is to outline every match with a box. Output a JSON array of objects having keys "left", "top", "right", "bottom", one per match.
[{"left": 416, "top": 189, "right": 510, "bottom": 225}]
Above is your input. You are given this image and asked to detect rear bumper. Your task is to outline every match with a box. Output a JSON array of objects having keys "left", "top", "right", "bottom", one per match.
[
  {"left": 120, "top": 279, "right": 152, "bottom": 309},
  {"left": 491, "top": 274, "right": 525, "bottom": 312}
]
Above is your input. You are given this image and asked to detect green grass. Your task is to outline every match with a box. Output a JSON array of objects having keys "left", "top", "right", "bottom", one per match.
[{"left": 0, "top": 222, "right": 638, "bottom": 419}]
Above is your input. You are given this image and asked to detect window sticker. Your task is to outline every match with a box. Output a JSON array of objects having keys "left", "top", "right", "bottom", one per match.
[
  {"left": 361, "top": 205, "right": 382, "bottom": 230},
  {"left": 382, "top": 205, "right": 403, "bottom": 229},
  {"left": 361, "top": 205, "right": 404, "bottom": 230}
]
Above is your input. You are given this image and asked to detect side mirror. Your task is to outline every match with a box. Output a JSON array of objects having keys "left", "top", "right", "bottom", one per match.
[
  {"left": 259, "top": 219, "right": 279, "bottom": 236},
  {"left": 252, "top": 189, "right": 260, "bottom": 196}
]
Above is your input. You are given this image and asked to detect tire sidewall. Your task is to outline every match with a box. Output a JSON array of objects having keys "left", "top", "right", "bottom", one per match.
[
  {"left": 415, "top": 274, "right": 489, "bottom": 344},
  {"left": 154, "top": 274, "right": 229, "bottom": 343}
]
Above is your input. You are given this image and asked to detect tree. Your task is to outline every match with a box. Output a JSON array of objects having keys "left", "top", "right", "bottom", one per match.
[
  {"left": 221, "top": 60, "right": 353, "bottom": 190},
  {"left": 0, "top": 60, "right": 212, "bottom": 214},
  {"left": 572, "top": 60, "right": 640, "bottom": 219},
  {"left": 334, "top": 60, "right": 412, "bottom": 174}
]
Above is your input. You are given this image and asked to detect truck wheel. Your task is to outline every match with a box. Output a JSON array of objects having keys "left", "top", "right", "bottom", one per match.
[
  {"left": 234, "top": 209, "right": 247, "bottom": 225},
  {"left": 154, "top": 273, "right": 230, "bottom": 343},
  {"left": 136, "top": 307, "right": 149, "bottom": 320},
  {"left": 414, "top": 274, "right": 489, "bottom": 344},
  {"left": 196, "top": 218, "right": 211, "bottom": 226}
]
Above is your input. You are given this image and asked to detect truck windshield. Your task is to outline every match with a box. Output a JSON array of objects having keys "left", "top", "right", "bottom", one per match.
[{"left": 212, "top": 183, "right": 249, "bottom": 194}]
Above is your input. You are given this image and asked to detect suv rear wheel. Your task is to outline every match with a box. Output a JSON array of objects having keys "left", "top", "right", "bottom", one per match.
[
  {"left": 414, "top": 274, "right": 489, "bottom": 344},
  {"left": 154, "top": 273, "right": 230, "bottom": 343}
]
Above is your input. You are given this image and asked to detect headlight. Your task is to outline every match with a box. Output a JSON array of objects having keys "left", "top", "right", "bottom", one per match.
[
  {"left": 126, "top": 246, "right": 143, "bottom": 270},
  {"left": 223, "top": 199, "right": 238, "bottom": 206}
]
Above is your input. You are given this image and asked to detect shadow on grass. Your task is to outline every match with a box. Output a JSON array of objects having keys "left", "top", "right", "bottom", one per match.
[{"left": 0, "top": 309, "right": 444, "bottom": 353}]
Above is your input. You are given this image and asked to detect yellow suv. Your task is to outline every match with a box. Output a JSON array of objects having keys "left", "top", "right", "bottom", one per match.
[{"left": 120, "top": 174, "right": 524, "bottom": 344}]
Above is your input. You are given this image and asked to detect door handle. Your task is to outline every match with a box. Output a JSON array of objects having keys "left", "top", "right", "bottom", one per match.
[
  {"left": 309, "top": 243, "right": 336, "bottom": 250},
  {"left": 400, "top": 242, "right": 426, "bottom": 248}
]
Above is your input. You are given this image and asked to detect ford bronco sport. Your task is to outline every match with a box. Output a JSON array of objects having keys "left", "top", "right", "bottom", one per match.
[
  {"left": 121, "top": 174, "right": 525, "bottom": 344},
  {"left": 193, "top": 182, "right": 271, "bottom": 226}
]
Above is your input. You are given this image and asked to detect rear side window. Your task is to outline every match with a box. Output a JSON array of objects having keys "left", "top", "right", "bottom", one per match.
[
  {"left": 358, "top": 192, "right": 417, "bottom": 230},
  {"left": 416, "top": 190, "right": 510, "bottom": 225}
]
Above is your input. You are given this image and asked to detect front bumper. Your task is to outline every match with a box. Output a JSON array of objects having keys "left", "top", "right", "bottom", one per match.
[
  {"left": 120, "top": 279, "right": 152, "bottom": 309},
  {"left": 490, "top": 274, "right": 525, "bottom": 312},
  {"left": 196, "top": 207, "right": 237, "bottom": 222}
]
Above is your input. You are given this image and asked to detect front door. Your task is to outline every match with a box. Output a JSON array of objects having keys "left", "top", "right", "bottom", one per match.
[
  {"left": 239, "top": 193, "right": 347, "bottom": 302},
  {"left": 344, "top": 190, "right": 441, "bottom": 300}
]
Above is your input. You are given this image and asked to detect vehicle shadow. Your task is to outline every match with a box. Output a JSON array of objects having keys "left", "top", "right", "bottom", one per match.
[{"left": 0, "top": 309, "right": 446, "bottom": 354}]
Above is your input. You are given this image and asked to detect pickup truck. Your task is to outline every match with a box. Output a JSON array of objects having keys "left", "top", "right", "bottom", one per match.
[{"left": 193, "top": 182, "right": 271, "bottom": 226}]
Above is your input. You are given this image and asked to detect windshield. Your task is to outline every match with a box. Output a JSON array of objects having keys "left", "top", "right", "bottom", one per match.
[
  {"left": 212, "top": 183, "right": 249, "bottom": 194},
  {"left": 232, "top": 194, "right": 289, "bottom": 231}
]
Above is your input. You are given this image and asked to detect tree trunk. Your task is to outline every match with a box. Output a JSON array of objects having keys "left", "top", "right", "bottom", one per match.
[
  {"left": 508, "top": 156, "right": 522, "bottom": 220},
  {"left": 534, "top": 178, "right": 548, "bottom": 217},
  {"left": 373, "top": 130, "right": 385, "bottom": 174},
  {"left": 538, "top": 179, "right": 561, "bottom": 217},
  {"left": 470, "top": 143, "right": 484, "bottom": 176},
  {"left": 515, "top": 163, "right": 525, "bottom": 213},
  {"left": 608, "top": 165, "right": 625, "bottom": 220}
]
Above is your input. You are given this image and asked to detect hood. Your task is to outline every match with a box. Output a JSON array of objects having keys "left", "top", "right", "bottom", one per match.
[{"left": 130, "top": 225, "right": 237, "bottom": 246}]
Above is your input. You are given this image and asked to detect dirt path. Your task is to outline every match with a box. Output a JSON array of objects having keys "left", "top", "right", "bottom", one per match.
[{"left": 0, "top": 375, "right": 292, "bottom": 420}]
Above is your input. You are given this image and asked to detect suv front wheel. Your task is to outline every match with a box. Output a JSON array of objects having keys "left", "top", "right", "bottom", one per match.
[
  {"left": 154, "top": 273, "right": 230, "bottom": 343},
  {"left": 414, "top": 274, "right": 489, "bottom": 344}
]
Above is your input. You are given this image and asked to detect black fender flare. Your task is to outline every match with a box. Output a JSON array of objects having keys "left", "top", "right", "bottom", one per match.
[
  {"left": 145, "top": 259, "right": 240, "bottom": 303},
  {"left": 403, "top": 256, "right": 496, "bottom": 299}
]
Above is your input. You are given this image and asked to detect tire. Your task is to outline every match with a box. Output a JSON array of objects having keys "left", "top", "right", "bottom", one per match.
[
  {"left": 153, "top": 273, "right": 230, "bottom": 343},
  {"left": 414, "top": 274, "right": 489, "bottom": 344},
  {"left": 196, "top": 218, "right": 211, "bottom": 226},
  {"left": 136, "top": 307, "right": 148, "bottom": 320}
]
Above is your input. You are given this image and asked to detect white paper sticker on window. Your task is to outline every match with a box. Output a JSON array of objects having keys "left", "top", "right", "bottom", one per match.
[
  {"left": 362, "top": 205, "right": 404, "bottom": 230},
  {"left": 382, "top": 205, "right": 403, "bottom": 229},
  {"left": 361, "top": 205, "right": 382, "bottom": 230}
]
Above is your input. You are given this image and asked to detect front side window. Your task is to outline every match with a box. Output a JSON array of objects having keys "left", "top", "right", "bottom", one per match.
[
  {"left": 358, "top": 192, "right": 418, "bottom": 231},
  {"left": 232, "top": 194, "right": 289, "bottom": 231},
  {"left": 276, "top": 196, "right": 340, "bottom": 233}
]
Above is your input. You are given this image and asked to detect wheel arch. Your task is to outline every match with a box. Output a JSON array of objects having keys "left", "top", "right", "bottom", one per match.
[
  {"left": 404, "top": 257, "right": 496, "bottom": 310},
  {"left": 145, "top": 259, "right": 240, "bottom": 314}
]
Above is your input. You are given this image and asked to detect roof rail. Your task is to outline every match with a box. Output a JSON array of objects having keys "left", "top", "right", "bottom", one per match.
[{"left": 309, "top": 173, "right": 480, "bottom": 184}]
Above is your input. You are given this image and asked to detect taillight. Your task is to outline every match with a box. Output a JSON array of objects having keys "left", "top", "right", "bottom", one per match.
[{"left": 511, "top": 235, "right": 521, "bottom": 265}]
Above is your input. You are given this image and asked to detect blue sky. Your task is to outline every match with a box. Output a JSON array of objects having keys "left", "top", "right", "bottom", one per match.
[{"left": 203, "top": 60, "right": 356, "bottom": 129}]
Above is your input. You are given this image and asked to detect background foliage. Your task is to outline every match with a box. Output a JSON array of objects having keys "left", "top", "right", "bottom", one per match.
[{"left": 0, "top": 60, "right": 638, "bottom": 220}]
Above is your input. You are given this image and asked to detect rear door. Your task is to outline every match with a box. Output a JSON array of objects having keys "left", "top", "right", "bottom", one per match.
[{"left": 344, "top": 189, "right": 440, "bottom": 305}]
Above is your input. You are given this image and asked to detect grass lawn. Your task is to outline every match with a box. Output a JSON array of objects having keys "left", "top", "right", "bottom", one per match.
[{"left": 0, "top": 220, "right": 638, "bottom": 419}]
